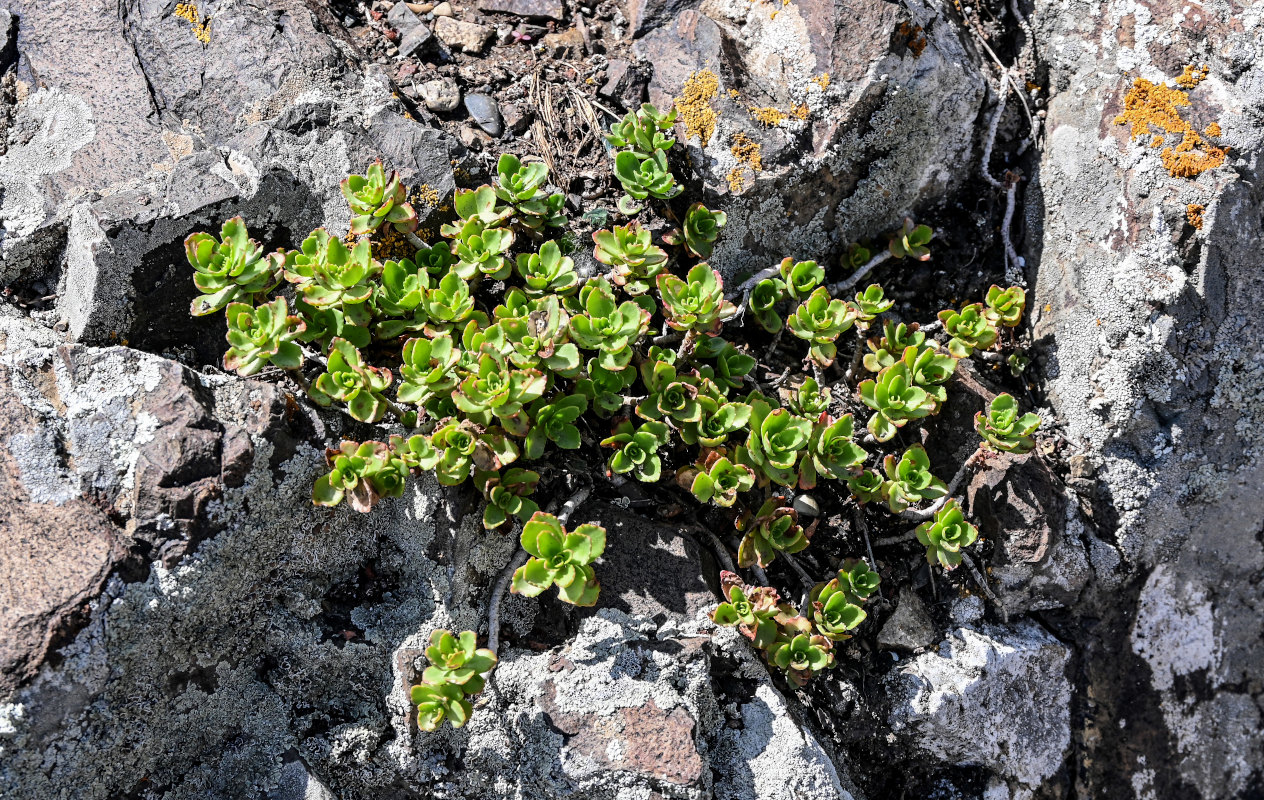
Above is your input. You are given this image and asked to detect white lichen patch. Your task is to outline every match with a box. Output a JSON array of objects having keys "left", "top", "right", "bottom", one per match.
[{"left": 1131, "top": 564, "right": 1219, "bottom": 692}]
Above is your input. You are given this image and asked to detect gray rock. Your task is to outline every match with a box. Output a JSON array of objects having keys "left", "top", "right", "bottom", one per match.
[
  {"left": 0, "top": 10, "right": 15, "bottom": 72},
  {"left": 477, "top": 0, "right": 565, "bottom": 21},
  {"left": 434, "top": 17, "right": 492, "bottom": 54},
  {"left": 419, "top": 77, "right": 462, "bottom": 113},
  {"left": 877, "top": 587, "right": 937, "bottom": 653},
  {"left": 464, "top": 93, "right": 504, "bottom": 137},
  {"left": 399, "top": 23, "right": 435, "bottom": 58},
  {"left": 387, "top": 0, "right": 423, "bottom": 30}
]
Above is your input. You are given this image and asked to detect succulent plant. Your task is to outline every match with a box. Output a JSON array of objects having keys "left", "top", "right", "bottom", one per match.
[
  {"left": 664, "top": 202, "right": 727, "bottom": 259},
  {"left": 888, "top": 218, "right": 933, "bottom": 260},
  {"left": 679, "top": 397, "right": 752, "bottom": 447},
  {"left": 844, "top": 242, "right": 872, "bottom": 270},
  {"left": 389, "top": 433, "right": 442, "bottom": 472},
  {"left": 373, "top": 258, "right": 429, "bottom": 339},
  {"left": 411, "top": 680, "right": 473, "bottom": 731},
  {"left": 422, "top": 629, "right": 498, "bottom": 694},
  {"left": 636, "top": 359, "right": 702, "bottom": 423},
  {"left": 858, "top": 362, "right": 937, "bottom": 441},
  {"left": 422, "top": 272, "right": 476, "bottom": 332},
  {"left": 786, "top": 287, "right": 858, "bottom": 367},
  {"left": 185, "top": 217, "right": 278, "bottom": 315},
  {"left": 429, "top": 419, "right": 518, "bottom": 486},
  {"left": 222, "top": 298, "right": 305, "bottom": 376},
  {"left": 881, "top": 444, "right": 948, "bottom": 513},
  {"left": 808, "top": 579, "right": 866, "bottom": 641},
  {"left": 684, "top": 452, "right": 755, "bottom": 507},
  {"left": 414, "top": 240, "right": 459, "bottom": 275},
  {"left": 517, "top": 240, "right": 578, "bottom": 297},
  {"left": 613, "top": 150, "right": 682, "bottom": 214},
  {"left": 837, "top": 559, "right": 881, "bottom": 602},
  {"left": 1008, "top": 351, "right": 1030, "bottom": 376},
  {"left": 492, "top": 153, "right": 566, "bottom": 229},
  {"left": 312, "top": 440, "right": 408, "bottom": 512},
  {"left": 900, "top": 343, "right": 958, "bottom": 408},
  {"left": 601, "top": 419, "right": 669, "bottom": 482},
  {"left": 694, "top": 340, "right": 755, "bottom": 393},
  {"left": 397, "top": 334, "right": 461, "bottom": 410},
  {"left": 310, "top": 338, "right": 394, "bottom": 423},
  {"left": 984, "top": 284, "right": 1026, "bottom": 327},
  {"left": 915, "top": 498, "right": 978, "bottom": 570},
  {"left": 852, "top": 284, "right": 894, "bottom": 326},
  {"left": 451, "top": 219, "right": 516, "bottom": 280},
  {"left": 576, "top": 358, "right": 637, "bottom": 416},
  {"left": 710, "top": 578, "right": 780, "bottom": 647},
  {"left": 593, "top": 222, "right": 669, "bottom": 296},
  {"left": 783, "top": 377, "right": 831, "bottom": 418},
  {"left": 342, "top": 161, "right": 417, "bottom": 235},
  {"left": 477, "top": 468, "right": 541, "bottom": 529},
  {"left": 778, "top": 258, "right": 825, "bottom": 302},
  {"left": 284, "top": 229, "right": 379, "bottom": 312},
  {"left": 657, "top": 263, "right": 737, "bottom": 335},
  {"left": 738, "top": 498, "right": 810, "bottom": 568},
  {"left": 447, "top": 185, "right": 513, "bottom": 229},
  {"left": 452, "top": 348, "right": 547, "bottom": 434},
  {"left": 511, "top": 512, "right": 607, "bottom": 606},
  {"left": 938, "top": 303, "right": 999, "bottom": 358},
  {"left": 847, "top": 468, "right": 886, "bottom": 503},
  {"left": 799, "top": 414, "right": 867, "bottom": 489},
  {"left": 976, "top": 393, "right": 1041, "bottom": 454},
  {"left": 605, "top": 103, "right": 678, "bottom": 158},
  {"left": 766, "top": 616, "right": 835, "bottom": 685},
  {"left": 863, "top": 319, "right": 926, "bottom": 372},
  {"left": 749, "top": 277, "right": 787, "bottom": 333},
  {"left": 739, "top": 396, "right": 813, "bottom": 486},
  {"left": 524, "top": 395, "right": 588, "bottom": 458},
  {"left": 568, "top": 277, "right": 650, "bottom": 372}
]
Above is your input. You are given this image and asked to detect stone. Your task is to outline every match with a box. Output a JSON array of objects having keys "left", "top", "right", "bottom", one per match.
[
  {"left": 540, "top": 26, "right": 583, "bottom": 57},
  {"left": 499, "top": 102, "right": 531, "bottom": 135},
  {"left": 877, "top": 587, "right": 937, "bottom": 653},
  {"left": 464, "top": 93, "right": 504, "bottom": 136},
  {"left": 386, "top": 0, "right": 422, "bottom": 30},
  {"left": 434, "top": 16, "right": 491, "bottom": 53},
  {"left": 419, "top": 77, "right": 462, "bottom": 113},
  {"left": 0, "top": 10, "right": 15, "bottom": 72},
  {"left": 398, "top": 22, "right": 435, "bottom": 57},
  {"left": 477, "top": 0, "right": 564, "bottom": 20},
  {"left": 599, "top": 58, "right": 648, "bottom": 108},
  {"left": 432, "top": 1, "right": 455, "bottom": 17}
]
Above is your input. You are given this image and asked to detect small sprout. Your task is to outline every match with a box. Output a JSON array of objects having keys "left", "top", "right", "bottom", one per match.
[
  {"left": 310, "top": 338, "right": 394, "bottom": 423},
  {"left": 185, "top": 216, "right": 278, "bottom": 315},
  {"left": 738, "top": 498, "right": 810, "bottom": 568},
  {"left": 524, "top": 395, "right": 588, "bottom": 458},
  {"left": 976, "top": 393, "right": 1041, "bottom": 454},
  {"left": 605, "top": 103, "right": 678, "bottom": 158},
  {"left": 778, "top": 258, "right": 825, "bottom": 301},
  {"left": 836, "top": 559, "right": 881, "bottom": 602},
  {"left": 808, "top": 579, "right": 866, "bottom": 641},
  {"left": 684, "top": 451, "right": 756, "bottom": 507},
  {"left": 749, "top": 277, "right": 787, "bottom": 333},
  {"left": 284, "top": 229, "right": 378, "bottom": 311},
  {"left": 844, "top": 242, "right": 871, "bottom": 270},
  {"left": 766, "top": 616, "right": 835, "bottom": 685},
  {"left": 783, "top": 377, "right": 831, "bottom": 418},
  {"left": 613, "top": 150, "right": 683, "bottom": 214},
  {"left": 398, "top": 334, "right": 461, "bottom": 410},
  {"left": 938, "top": 303, "right": 999, "bottom": 358},
  {"left": 593, "top": 222, "right": 669, "bottom": 295},
  {"left": 452, "top": 348, "right": 547, "bottom": 434},
  {"left": 800, "top": 414, "right": 867, "bottom": 489},
  {"left": 657, "top": 262, "right": 738, "bottom": 334},
  {"left": 740, "top": 396, "right": 812, "bottom": 486},
  {"left": 847, "top": 468, "right": 886, "bottom": 503},
  {"left": 915, "top": 498, "right": 978, "bottom": 570},
  {"left": 341, "top": 161, "right": 418, "bottom": 235},
  {"left": 882, "top": 444, "right": 947, "bottom": 513},
  {"left": 852, "top": 284, "right": 893, "bottom": 326},
  {"left": 568, "top": 277, "right": 651, "bottom": 372},
  {"left": 414, "top": 240, "right": 459, "bottom": 275},
  {"left": 422, "top": 629, "right": 498, "bottom": 694},
  {"left": 577, "top": 358, "right": 637, "bottom": 416},
  {"left": 602, "top": 419, "right": 670, "bottom": 482},
  {"left": 223, "top": 297, "right": 305, "bottom": 377},
  {"left": 984, "top": 284, "right": 1027, "bottom": 327},
  {"left": 477, "top": 468, "right": 541, "bottom": 529},
  {"left": 900, "top": 343, "right": 958, "bottom": 409},
  {"left": 412, "top": 680, "right": 472, "bottom": 732},
  {"left": 863, "top": 319, "right": 926, "bottom": 372},
  {"left": 312, "top": 440, "right": 408, "bottom": 512},
  {"left": 517, "top": 240, "right": 578, "bottom": 297},
  {"left": 858, "top": 362, "right": 937, "bottom": 441},
  {"left": 636, "top": 359, "right": 702, "bottom": 423},
  {"left": 679, "top": 397, "right": 752, "bottom": 447},
  {"left": 785, "top": 286, "right": 857, "bottom": 367},
  {"left": 664, "top": 202, "right": 727, "bottom": 259},
  {"left": 710, "top": 576, "right": 780, "bottom": 647},
  {"left": 888, "top": 218, "right": 933, "bottom": 261},
  {"left": 511, "top": 512, "right": 607, "bottom": 606}
]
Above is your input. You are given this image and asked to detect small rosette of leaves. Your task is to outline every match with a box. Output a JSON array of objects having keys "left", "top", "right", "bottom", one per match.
[
  {"left": 852, "top": 284, "right": 893, "bottom": 326},
  {"left": 783, "top": 377, "right": 831, "bottom": 418},
  {"left": 975, "top": 393, "right": 1041, "bottom": 454},
  {"left": 577, "top": 358, "right": 637, "bottom": 416},
  {"left": 488, "top": 296, "right": 582, "bottom": 377},
  {"left": 310, "top": 338, "right": 394, "bottom": 423},
  {"left": 593, "top": 223, "right": 669, "bottom": 296},
  {"left": 605, "top": 103, "right": 678, "bottom": 158},
  {"left": 524, "top": 395, "right": 588, "bottom": 458},
  {"left": 636, "top": 359, "right": 701, "bottom": 423},
  {"left": 422, "top": 273, "right": 476, "bottom": 331},
  {"left": 284, "top": 229, "right": 378, "bottom": 313},
  {"left": 185, "top": 216, "right": 278, "bottom": 315},
  {"left": 984, "top": 284, "right": 1026, "bottom": 327},
  {"left": 800, "top": 414, "right": 867, "bottom": 489},
  {"left": 679, "top": 396, "right": 752, "bottom": 447},
  {"left": 938, "top": 303, "right": 999, "bottom": 358},
  {"left": 786, "top": 287, "right": 857, "bottom": 367},
  {"left": 452, "top": 348, "right": 547, "bottom": 434},
  {"left": 808, "top": 579, "right": 866, "bottom": 641},
  {"left": 710, "top": 575, "right": 780, "bottom": 648},
  {"left": 429, "top": 419, "right": 519, "bottom": 486},
  {"left": 696, "top": 340, "right": 756, "bottom": 393},
  {"left": 613, "top": 150, "right": 682, "bottom": 214},
  {"left": 477, "top": 468, "right": 540, "bottom": 529},
  {"left": 511, "top": 512, "right": 607, "bottom": 606},
  {"left": 915, "top": 498, "right": 978, "bottom": 570},
  {"left": 422, "top": 629, "right": 497, "bottom": 695},
  {"left": 847, "top": 468, "right": 886, "bottom": 503},
  {"left": 446, "top": 185, "right": 513, "bottom": 229},
  {"left": 341, "top": 161, "right": 418, "bottom": 235},
  {"left": 411, "top": 681, "right": 473, "bottom": 732},
  {"left": 602, "top": 419, "right": 669, "bottom": 482},
  {"left": 312, "top": 440, "right": 408, "bottom": 512},
  {"left": 682, "top": 451, "right": 755, "bottom": 507},
  {"left": 748, "top": 277, "right": 787, "bottom": 333},
  {"left": 397, "top": 334, "right": 461, "bottom": 411},
  {"left": 888, "top": 218, "right": 933, "bottom": 260},
  {"left": 450, "top": 219, "right": 516, "bottom": 281},
  {"left": 778, "top": 258, "right": 825, "bottom": 302},
  {"left": 664, "top": 202, "right": 727, "bottom": 259},
  {"left": 837, "top": 559, "right": 881, "bottom": 603},
  {"left": 863, "top": 320, "right": 926, "bottom": 372},
  {"left": 766, "top": 616, "right": 835, "bottom": 686},
  {"left": 414, "top": 240, "right": 458, "bottom": 275},
  {"left": 858, "top": 362, "right": 936, "bottom": 441},
  {"left": 738, "top": 499, "right": 811, "bottom": 568},
  {"left": 657, "top": 263, "right": 737, "bottom": 334},
  {"left": 881, "top": 444, "right": 948, "bottom": 513},
  {"left": 740, "top": 397, "right": 812, "bottom": 486},
  {"left": 900, "top": 343, "right": 958, "bottom": 409},
  {"left": 568, "top": 278, "right": 650, "bottom": 372},
  {"left": 372, "top": 258, "right": 429, "bottom": 339},
  {"left": 222, "top": 298, "right": 305, "bottom": 376},
  {"left": 494, "top": 154, "right": 565, "bottom": 229},
  {"left": 516, "top": 240, "right": 578, "bottom": 297}
]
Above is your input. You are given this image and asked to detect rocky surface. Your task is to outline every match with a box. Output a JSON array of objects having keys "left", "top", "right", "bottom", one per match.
[{"left": 0, "top": 0, "right": 1261, "bottom": 799}]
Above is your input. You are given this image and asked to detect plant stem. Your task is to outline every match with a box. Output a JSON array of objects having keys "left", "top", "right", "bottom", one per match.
[
  {"left": 962, "top": 551, "right": 1008, "bottom": 624},
  {"left": 826, "top": 251, "right": 891, "bottom": 296},
  {"left": 677, "top": 329, "right": 698, "bottom": 360},
  {"left": 899, "top": 447, "right": 985, "bottom": 522},
  {"left": 405, "top": 230, "right": 428, "bottom": 250},
  {"left": 729, "top": 264, "right": 780, "bottom": 299}
]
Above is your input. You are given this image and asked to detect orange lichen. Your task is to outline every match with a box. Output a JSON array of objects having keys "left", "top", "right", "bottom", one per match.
[
  {"left": 676, "top": 70, "right": 720, "bottom": 147},
  {"left": 1113, "top": 73, "right": 1227, "bottom": 179},
  {"left": 1205, "top": 122, "right": 1221, "bottom": 137},
  {"left": 730, "top": 132, "right": 762, "bottom": 172},
  {"left": 728, "top": 88, "right": 741, "bottom": 100},
  {"left": 175, "top": 3, "right": 211, "bottom": 43},
  {"left": 1151, "top": 136, "right": 1165, "bottom": 148},
  {"left": 1186, "top": 203, "right": 1204, "bottom": 229},
  {"left": 727, "top": 167, "right": 747, "bottom": 193},
  {"left": 1175, "top": 64, "right": 1208, "bottom": 88},
  {"left": 749, "top": 106, "right": 787, "bottom": 126},
  {"left": 898, "top": 22, "right": 927, "bottom": 57},
  {"left": 414, "top": 183, "right": 441, "bottom": 209},
  {"left": 812, "top": 73, "right": 831, "bottom": 90}
]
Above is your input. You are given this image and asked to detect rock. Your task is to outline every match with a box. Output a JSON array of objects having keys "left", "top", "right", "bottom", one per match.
[
  {"left": 398, "top": 22, "right": 435, "bottom": 57},
  {"left": 434, "top": 16, "right": 491, "bottom": 53},
  {"left": 877, "top": 587, "right": 937, "bottom": 653},
  {"left": 540, "top": 26, "right": 584, "bottom": 57},
  {"left": 419, "top": 77, "right": 462, "bottom": 113},
  {"left": 464, "top": 93, "right": 504, "bottom": 137},
  {"left": 431, "top": 1, "right": 454, "bottom": 16},
  {"left": 0, "top": 9, "right": 15, "bottom": 72},
  {"left": 888, "top": 622, "right": 1072, "bottom": 795},
  {"left": 386, "top": 0, "right": 423, "bottom": 30},
  {"left": 476, "top": 0, "right": 564, "bottom": 20},
  {"left": 499, "top": 102, "right": 531, "bottom": 135},
  {"left": 599, "top": 58, "right": 649, "bottom": 108}
]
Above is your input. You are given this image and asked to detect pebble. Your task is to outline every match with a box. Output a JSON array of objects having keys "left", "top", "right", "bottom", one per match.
[
  {"left": 464, "top": 93, "right": 503, "bottom": 136},
  {"left": 434, "top": 16, "right": 492, "bottom": 53},
  {"left": 419, "top": 78, "right": 462, "bottom": 113},
  {"left": 792, "top": 494, "right": 820, "bottom": 518},
  {"left": 432, "top": 1, "right": 454, "bottom": 15}
]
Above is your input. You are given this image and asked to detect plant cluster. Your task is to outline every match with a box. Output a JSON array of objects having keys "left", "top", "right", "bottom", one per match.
[
  {"left": 411, "top": 629, "right": 498, "bottom": 730},
  {"left": 185, "top": 102, "right": 1042, "bottom": 729}
]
